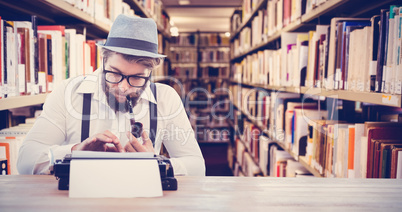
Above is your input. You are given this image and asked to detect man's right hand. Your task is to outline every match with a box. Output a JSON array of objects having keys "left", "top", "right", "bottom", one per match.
[{"left": 71, "top": 130, "right": 125, "bottom": 152}]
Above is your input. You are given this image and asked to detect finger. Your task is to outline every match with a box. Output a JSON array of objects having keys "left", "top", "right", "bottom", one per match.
[
  {"left": 103, "top": 130, "right": 124, "bottom": 152},
  {"left": 106, "top": 146, "right": 118, "bottom": 152},
  {"left": 142, "top": 131, "right": 154, "bottom": 151},
  {"left": 127, "top": 131, "right": 147, "bottom": 152},
  {"left": 125, "top": 132, "right": 137, "bottom": 152},
  {"left": 93, "top": 134, "right": 113, "bottom": 143},
  {"left": 103, "top": 130, "right": 119, "bottom": 142}
]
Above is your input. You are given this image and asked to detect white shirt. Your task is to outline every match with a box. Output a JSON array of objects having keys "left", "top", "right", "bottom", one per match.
[{"left": 17, "top": 70, "right": 205, "bottom": 176}]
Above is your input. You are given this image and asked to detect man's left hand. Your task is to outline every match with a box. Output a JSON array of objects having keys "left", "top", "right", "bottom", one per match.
[{"left": 125, "top": 131, "right": 154, "bottom": 153}]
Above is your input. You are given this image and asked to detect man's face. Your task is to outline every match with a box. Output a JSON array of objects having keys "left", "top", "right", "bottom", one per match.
[{"left": 102, "top": 53, "right": 151, "bottom": 112}]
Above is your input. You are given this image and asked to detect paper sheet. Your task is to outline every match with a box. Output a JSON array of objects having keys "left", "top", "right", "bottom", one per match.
[{"left": 69, "top": 158, "right": 163, "bottom": 198}]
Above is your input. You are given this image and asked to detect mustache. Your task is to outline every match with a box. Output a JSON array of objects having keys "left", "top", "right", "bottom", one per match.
[{"left": 101, "top": 77, "right": 148, "bottom": 113}]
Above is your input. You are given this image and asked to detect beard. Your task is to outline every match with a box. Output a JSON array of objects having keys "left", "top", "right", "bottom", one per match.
[{"left": 101, "top": 76, "right": 148, "bottom": 113}]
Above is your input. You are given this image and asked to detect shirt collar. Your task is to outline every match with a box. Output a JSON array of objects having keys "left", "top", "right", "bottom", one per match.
[{"left": 75, "top": 69, "right": 157, "bottom": 104}]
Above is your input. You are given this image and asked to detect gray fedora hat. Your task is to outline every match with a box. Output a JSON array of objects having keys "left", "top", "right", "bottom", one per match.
[{"left": 97, "top": 14, "right": 166, "bottom": 58}]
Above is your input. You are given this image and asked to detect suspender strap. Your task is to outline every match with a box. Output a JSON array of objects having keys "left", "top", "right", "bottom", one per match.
[
  {"left": 149, "top": 82, "right": 157, "bottom": 146},
  {"left": 80, "top": 84, "right": 157, "bottom": 145},
  {"left": 81, "top": 93, "right": 92, "bottom": 142}
]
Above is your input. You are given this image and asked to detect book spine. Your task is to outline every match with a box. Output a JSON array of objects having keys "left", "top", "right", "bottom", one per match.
[{"left": 31, "top": 16, "right": 39, "bottom": 95}]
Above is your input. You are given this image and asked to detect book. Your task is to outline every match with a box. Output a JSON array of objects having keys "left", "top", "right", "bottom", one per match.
[
  {"left": 326, "top": 18, "right": 368, "bottom": 90},
  {"left": 366, "top": 126, "right": 402, "bottom": 178},
  {"left": 397, "top": 151, "right": 402, "bottom": 178},
  {"left": 376, "top": 9, "right": 389, "bottom": 93},
  {"left": 390, "top": 146, "right": 402, "bottom": 178},
  {"left": 380, "top": 143, "right": 402, "bottom": 178}
]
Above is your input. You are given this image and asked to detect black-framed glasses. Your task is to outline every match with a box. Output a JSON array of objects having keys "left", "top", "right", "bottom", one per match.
[{"left": 103, "top": 60, "right": 152, "bottom": 87}]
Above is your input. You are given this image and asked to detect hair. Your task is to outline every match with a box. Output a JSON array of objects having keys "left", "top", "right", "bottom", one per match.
[{"left": 102, "top": 48, "right": 162, "bottom": 69}]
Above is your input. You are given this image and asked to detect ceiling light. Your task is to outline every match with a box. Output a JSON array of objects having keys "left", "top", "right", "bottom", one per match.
[
  {"left": 225, "top": 32, "right": 231, "bottom": 37},
  {"left": 170, "top": 27, "right": 179, "bottom": 37},
  {"left": 178, "top": 0, "right": 190, "bottom": 5}
]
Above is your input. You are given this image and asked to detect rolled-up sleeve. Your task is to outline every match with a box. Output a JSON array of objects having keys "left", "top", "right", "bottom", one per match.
[{"left": 17, "top": 81, "right": 71, "bottom": 175}]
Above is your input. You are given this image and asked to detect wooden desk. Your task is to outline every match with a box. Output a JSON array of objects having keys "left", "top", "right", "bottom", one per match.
[{"left": 1, "top": 175, "right": 402, "bottom": 211}]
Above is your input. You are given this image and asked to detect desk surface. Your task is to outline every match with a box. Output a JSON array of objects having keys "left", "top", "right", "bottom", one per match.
[{"left": 1, "top": 175, "right": 402, "bottom": 211}]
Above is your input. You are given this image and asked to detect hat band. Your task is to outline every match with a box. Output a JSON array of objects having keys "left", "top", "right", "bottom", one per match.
[{"left": 104, "top": 37, "right": 158, "bottom": 54}]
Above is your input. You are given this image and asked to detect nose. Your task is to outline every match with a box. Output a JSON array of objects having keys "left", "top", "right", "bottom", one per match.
[{"left": 118, "top": 78, "right": 130, "bottom": 93}]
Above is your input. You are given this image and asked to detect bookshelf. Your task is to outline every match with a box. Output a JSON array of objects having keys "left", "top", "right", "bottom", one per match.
[
  {"left": 232, "top": 81, "right": 402, "bottom": 107},
  {"left": 232, "top": 102, "right": 323, "bottom": 177},
  {"left": 0, "top": 0, "right": 110, "bottom": 38},
  {"left": 0, "top": 0, "right": 172, "bottom": 128},
  {"left": 229, "top": 0, "right": 402, "bottom": 178},
  {"left": 0, "top": 94, "right": 48, "bottom": 111},
  {"left": 230, "top": 0, "right": 399, "bottom": 62}
]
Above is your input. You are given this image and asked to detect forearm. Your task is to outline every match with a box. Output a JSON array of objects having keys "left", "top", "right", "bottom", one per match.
[
  {"left": 170, "top": 155, "right": 206, "bottom": 176},
  {"left": 17, "top": 117, "right": 71, "bottom": 175},
  {"left": 17, "top": 141, "right": 74, "bottom": 175}
]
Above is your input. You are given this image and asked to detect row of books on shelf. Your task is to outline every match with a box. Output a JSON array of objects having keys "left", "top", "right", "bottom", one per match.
[
  {"left": 231, "top": 132, "right": 312, "bottom": 177},
  {"left": 232, "top": 7, "right": 402, "bottom": 95},
  {"left": 231, "top": 88, "right": 402, "bottom": 178},
  {"left": 266, "top": 0, "right": 318, "bottom": 37},
  {"left": 239, "top": 0, "right": 321, "bottom": 31},
  {"left": 62, "top": 0, "right": 170, "bottom": 32},
  {"left": 0, "top": 17, "right": 104, "bottom": 98},
  {"left": 199, "top": 50, "right": 230, "bottom": 63},
  {"left": 170, "top": 67, "right": 230, "bottom": 79},
  {"left": 171, "top": 33, "right": 230, "bottom": 47},
  {"left": 0, "top": 115, "right": 39, "bottom": 175},
  {"left": 241, "top": 0, "right": 260, "bottom": 22},
  {"left": 63, "top": 0, "right": 134, "bottom": 25},
  {"left": 199, "top": 34, "right": 230, "bottom": 47},
  {"left": 171, "top": 33, "right": 198, "bottom": 46},
  {"left": 0, "top": 15, "right": 168, "bottom": 99},
  {"left": 137, "top": 0, "right": 171, "bottom": 32},
  {"left": 232, "top": 0, "right": 312, "bottom": 53},
  {"left": 170, "top": 49, "right": 198, "bottom": 63},
  {"left": 190, "top": 111, "right": 231, "bottom": 143}
]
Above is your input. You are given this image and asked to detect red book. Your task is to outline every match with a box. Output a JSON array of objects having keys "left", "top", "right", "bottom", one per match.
[
  {"left": 283, "top": 0, "right": 291, "bottom": 27},
  {"left": 37, "top": 25, "right": 65, "bottom": 36},
  {"left": 86, "top": 40, "right": 97, "bottom": 72}
]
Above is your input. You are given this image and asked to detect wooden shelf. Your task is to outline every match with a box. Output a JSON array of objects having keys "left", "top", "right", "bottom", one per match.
[
  {"left": 0, "top": 94, "right": 48, "bottom": 111},
  {"left": 170, "top": 45, "right": 198, "bottom": 48},
  {"left": 199, "top": 62, "right": 229, "bottom": 68},
  {"left": 199, "top": 46, "right": 230, "bottom": 48},
  {"left": 231, "top": 81, "right": 402, "bottom": 107},
  {"left": 171, "top": 62, "right": 198, "bottom": 64}
]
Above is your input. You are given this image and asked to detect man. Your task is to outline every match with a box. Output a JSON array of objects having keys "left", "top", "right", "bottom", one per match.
[{"left": 17, "top": 14, "right": 205, "bottom": 176}]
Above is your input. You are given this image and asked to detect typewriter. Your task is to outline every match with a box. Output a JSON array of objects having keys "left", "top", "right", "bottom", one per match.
[{"left": 52, "top": 154, "right": 178, "bottom": 191}]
